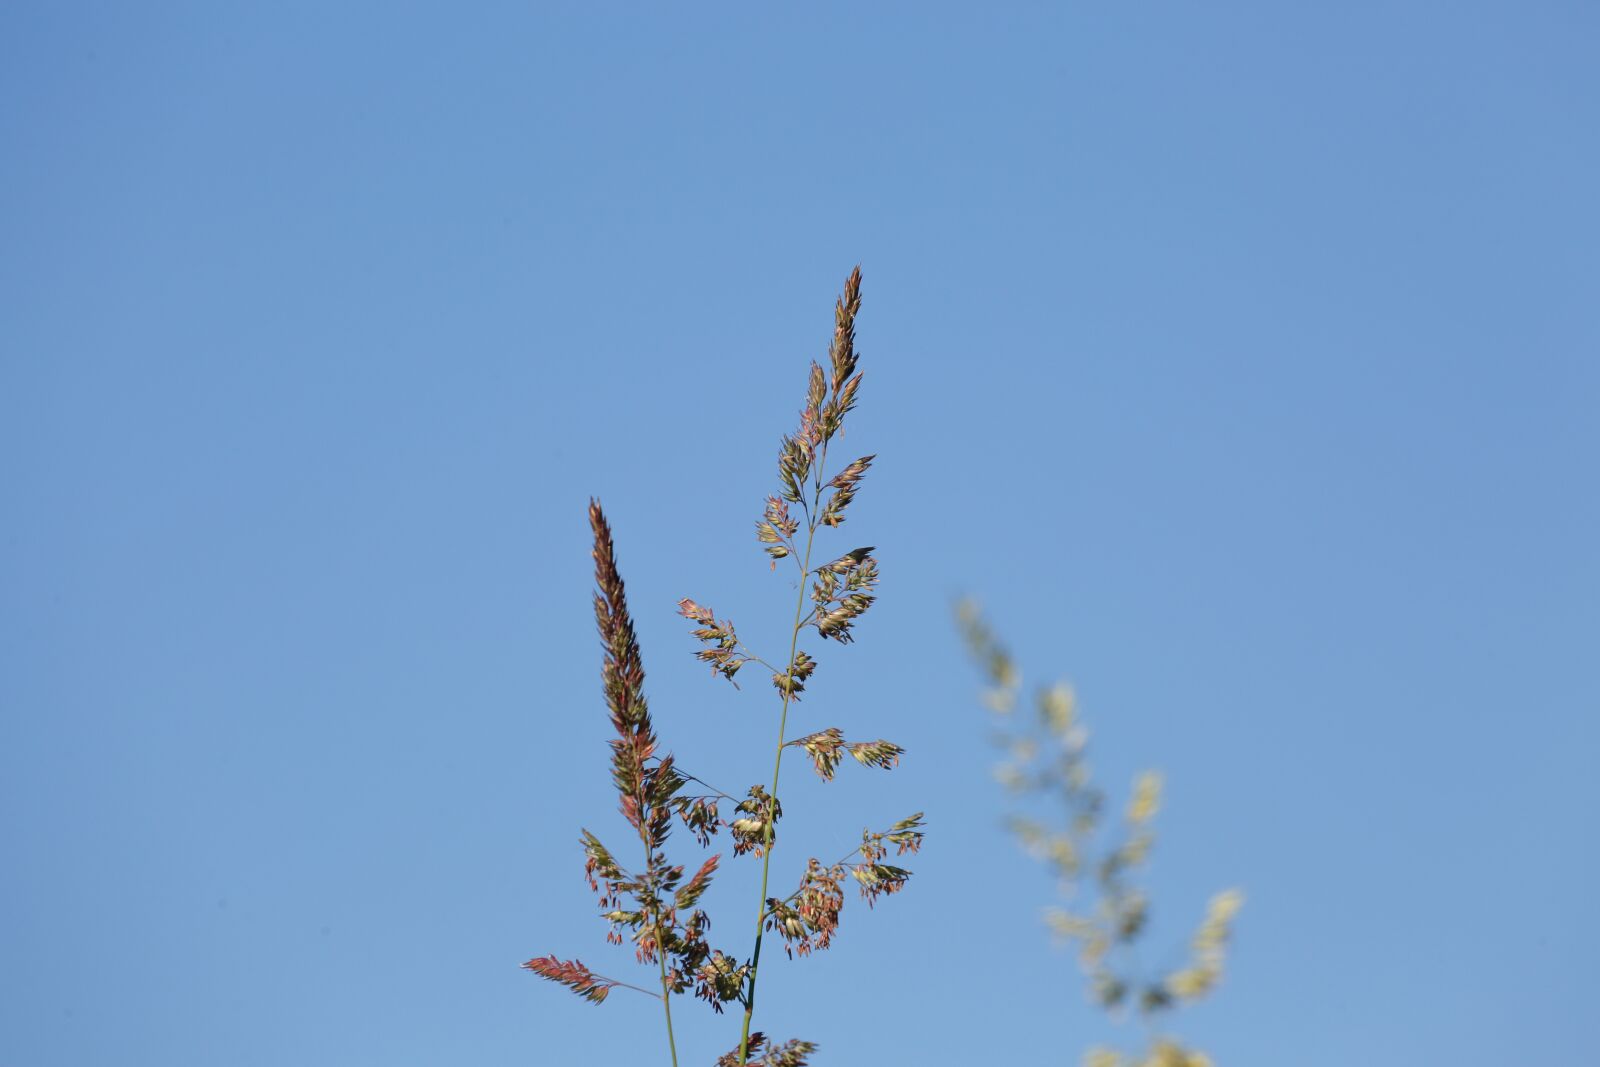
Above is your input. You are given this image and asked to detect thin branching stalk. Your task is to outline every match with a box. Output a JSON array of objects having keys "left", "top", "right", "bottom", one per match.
[
  {"left": 648, "top": 844, "right": 681, "bottom": 1067},
  {"left": 737, "top": 479, "right": 823, "bottom": 1063},
  {"left": 657, "top": 942, "right": 679, "bottom": 1062}
]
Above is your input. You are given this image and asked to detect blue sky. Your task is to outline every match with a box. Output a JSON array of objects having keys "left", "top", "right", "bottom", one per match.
[{"left": 3, "top": 3, "right": 1596, "bottom": 1064}]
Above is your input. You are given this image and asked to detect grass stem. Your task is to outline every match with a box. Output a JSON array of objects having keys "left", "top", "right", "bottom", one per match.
[{"left": 736, "top": 493, "right": 823, "bottom": 1064}]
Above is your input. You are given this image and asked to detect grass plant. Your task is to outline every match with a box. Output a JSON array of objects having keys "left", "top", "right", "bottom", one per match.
[
  {"left": 526, "top": 269, "right": 923, "bottom": 1066},
  {"left": 957, "top": 602, "right": 1242, "bottom": 1067}
]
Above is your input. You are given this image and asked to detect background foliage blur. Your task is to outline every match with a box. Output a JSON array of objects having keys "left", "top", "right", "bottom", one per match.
[{"left": 961, "top": 602, "right": 1242, "bottom": 1067}]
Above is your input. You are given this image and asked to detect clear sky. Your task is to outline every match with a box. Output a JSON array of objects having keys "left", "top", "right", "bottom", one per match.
[{"left": 3, "top": 3, "right": 1596, "bottom": 1065}]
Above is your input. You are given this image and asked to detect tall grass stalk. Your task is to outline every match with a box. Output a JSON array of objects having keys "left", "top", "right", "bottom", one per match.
[{"left": 735, "top": 432, "right": 824, "bottom": 1062}]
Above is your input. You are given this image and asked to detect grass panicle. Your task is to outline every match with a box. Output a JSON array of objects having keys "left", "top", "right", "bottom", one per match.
[
  {"left": 957, "top": 601, "right": 1241, "bottom": 1067},
  {"left": 528, "top": 269, "right": 921, "bottom": 1066}
]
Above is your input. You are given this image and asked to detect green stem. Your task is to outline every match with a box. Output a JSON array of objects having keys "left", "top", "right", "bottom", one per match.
[
  {"left": 656, "top": 934, "right": 679, "bottom": 1067},
  {"left": 641, "top": 831, "right": 679, "bottom": 1066},
  {"left": 737, "top": 505, "right": 821, "bottom": 1064}
]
